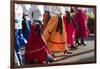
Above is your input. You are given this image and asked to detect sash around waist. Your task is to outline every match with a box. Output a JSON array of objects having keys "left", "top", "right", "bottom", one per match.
[{"left": 49, "top": 39, "right": 65, "bottom": 44}]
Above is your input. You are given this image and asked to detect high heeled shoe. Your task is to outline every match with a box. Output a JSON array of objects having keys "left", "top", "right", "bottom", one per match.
[
  {"left": 75, "top": 39, "right": 81, "bottom": 46},
  {"left": 46, "top": 54, "right": 56, "bottom": 63},
  {"left": 75, "top": 42, "right": 81, "bottom": 46},
  {"left": 70, "top": 45, "right": 78, "bottom": 50},
  {"left": 81, "top": 38, "right": 87, "bottom": 46},
  {"left": 63, "top": 50, "right": 72, "bottom": 54},
  {"left": 81, "top": 42, "right": 87, "bottom": 46}
]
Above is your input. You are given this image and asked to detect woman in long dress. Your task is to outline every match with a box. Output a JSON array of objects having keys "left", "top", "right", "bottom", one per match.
[
  {"left": 73, "top": 9, "right": 89, "bottom": 46},
  {"left": 43, "top": 7, "right": 72, "bottom": 54},
  {"left": 24, "top": 5, "right": 55, "bottom": 64},
  {"left": 24, "top": 23, "right": 55, "bottom": 64},
  {"left": 15, "top": 4, "right": 26, "bottom": 65},
  {"left": 63, "top": 10, "right": 78, "bottom": 50}
]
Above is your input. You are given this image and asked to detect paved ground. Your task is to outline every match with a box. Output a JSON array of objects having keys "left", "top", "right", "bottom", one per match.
[
  {"left": 15, "top": 34, "right": 95, "bottom": 66},
  {"left": 50, "top": 34, "right": 95, "bottom": 64}
]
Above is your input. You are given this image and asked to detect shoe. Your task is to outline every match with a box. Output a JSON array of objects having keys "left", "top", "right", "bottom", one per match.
[
  {"left": 81, "top": 42, "right": 87, "bottom": 46},
  {"left": 81, "top": 38, "right": 87, "bottom": 46},
  {"left": 51, "top": 53, "right": 55, "bottom": 57},
  {"left": 46, "top": 54, "right": 55, "bottom": 63},
  {"left": 63, "top": 50, "right": 72, "bottom": 54},
  {"left": 48, "top": 58, "right": 56, "bottom": 62},
  {"left": 75, "top": 42, "right": 81, "bottom": 46},
  {"left": 70, "top": 45, "right": 78, "bottom": 50},
  {"left": 46, "top": 58, "right": 55, "bottom": 63},
  {"left": 75, "top": 38, "right": 81, "bottom": 46}
]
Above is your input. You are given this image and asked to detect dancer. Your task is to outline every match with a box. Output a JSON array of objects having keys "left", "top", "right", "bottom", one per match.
[
  {"left": 63, "top": 9, "right": 78, "bottom": 50},
  {"left": 43, "top": 6, "right": 72, "bottom": 54},
  {"left": 24, "top": 5, "right": 55, "bottom": 64},
  {"left": 74, "top": 8, "right": 89, "bottom": 46}
]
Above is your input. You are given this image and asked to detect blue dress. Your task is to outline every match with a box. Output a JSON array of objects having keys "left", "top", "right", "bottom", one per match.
[
  {"left": 14, "top": 30, "right": 25, "bottom": 65},
  {"left": 15, "top": 29, "right": 26, "bottom": 48}
]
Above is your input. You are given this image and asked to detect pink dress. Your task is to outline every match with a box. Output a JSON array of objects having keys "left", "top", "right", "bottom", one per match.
[
  {"left": 63, "top": 16, "right": 75, "bottom": 45},
  {"left": 74, "top": 10, "right": 89, "bottom": 38}
]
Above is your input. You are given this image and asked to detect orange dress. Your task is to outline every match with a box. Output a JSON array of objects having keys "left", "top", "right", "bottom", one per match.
[{"left": 43, "top": 15, "right": 67, "bottom": 53}]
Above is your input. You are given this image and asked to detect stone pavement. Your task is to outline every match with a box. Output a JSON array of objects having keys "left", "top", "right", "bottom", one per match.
[
  {"left": 50, "top": 34, "right": 95, "bottom": 64},
  {"left": 15, "top": 34, "right": 95, "bottom": 65}
]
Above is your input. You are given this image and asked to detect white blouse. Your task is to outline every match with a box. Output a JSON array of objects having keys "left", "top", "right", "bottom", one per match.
[
  {"left": 15, "top": 4, "right": 23, "bottom": 29},
  {"left": 28, "top": 5, "right": 43, "bottom": 22}
]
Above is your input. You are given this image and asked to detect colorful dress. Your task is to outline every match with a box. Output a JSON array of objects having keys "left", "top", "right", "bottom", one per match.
[
  {"left": 63, "top": 15, "right": 75, "bottom": 45},
  {"left": 43, "top": 15, "right": 67, "bottom": 53},
  {"left": 24, "top": 24, "right": 51, "bottom": 64},
  {"left": 74, "top": 10, "right": 89, "bottom": 38}
]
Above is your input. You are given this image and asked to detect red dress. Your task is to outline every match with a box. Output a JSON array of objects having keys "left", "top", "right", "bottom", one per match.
[
  {"left": 24, "top": 24, "right": 51, "bottom": 64},
  {"left": 74, "top": 10, "right": 89, "bottom": 38},
  {"left": 63, "top": 16, "right": 75, "bottom": 45}
]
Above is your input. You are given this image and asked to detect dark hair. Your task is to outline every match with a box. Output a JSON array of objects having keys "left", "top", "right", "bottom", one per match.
[
  {"left": 35, "top": 23, "right": 43, "bottom": 36},
  {"left": 65, "top": 11, "right": 71, "bottom": 24},
  {"left": 70, "top": 7, "right": 75, "bottom": 13},
  {"left": 45, "top": 11, "right": 51, "bottom": 19},
  {"left": 56, "top": 16, "right": 63, "bottom": 34}
]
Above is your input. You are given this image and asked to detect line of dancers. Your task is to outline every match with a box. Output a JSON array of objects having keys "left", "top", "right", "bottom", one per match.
[{"left": 14, "top": 4, "right": 89, "bottom": 65}]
